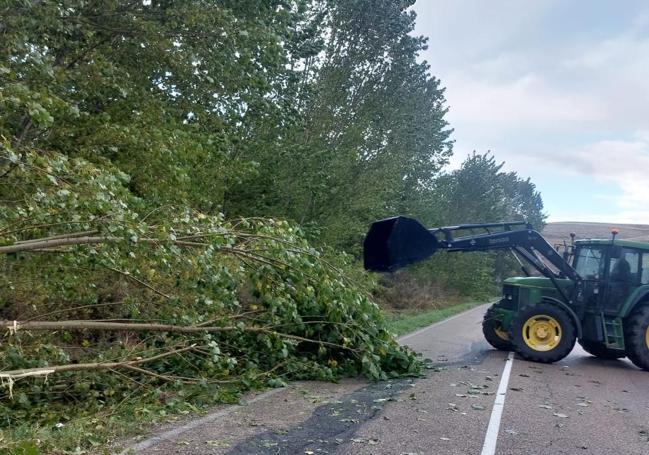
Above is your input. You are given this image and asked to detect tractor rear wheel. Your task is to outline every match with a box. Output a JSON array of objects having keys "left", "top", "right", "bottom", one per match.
[
  {"left": 509, "top": 303, "right": 576, "bottom": 363},
  {"left": 482, "top": 304, "right": 513, "bottom": 351},
  {"left": 624, "top": 305, "right": 649, "bottom": 371},
  {"left": 578, "top": 340, "right": 625, "bottom": 360}
]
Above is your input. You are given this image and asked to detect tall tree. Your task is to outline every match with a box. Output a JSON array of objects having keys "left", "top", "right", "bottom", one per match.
[
  {"left": 407, "top": 152, "right": 546, "bottom": 295},
  {"left": 225, "top": 0, "right": 453, "bottom": 249},
  {"left": 1, "top": 0, "right": 300, "bottom": 210}
]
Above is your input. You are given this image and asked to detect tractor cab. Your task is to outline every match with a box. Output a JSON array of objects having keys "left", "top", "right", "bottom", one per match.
[{"left": 573, "top": 239, "right": 649, "bottom": 316}]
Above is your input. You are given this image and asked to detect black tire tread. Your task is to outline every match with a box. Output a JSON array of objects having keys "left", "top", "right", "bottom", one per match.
[
  {"left": 482, "top": 304, "right": 513, "bottom": 351},
  {"left": 624, "top": 305, "right": 649, "bottom": 371}
]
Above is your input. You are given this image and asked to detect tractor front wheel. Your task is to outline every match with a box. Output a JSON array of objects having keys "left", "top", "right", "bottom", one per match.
[
  {"left": 482, "top": 304, "right": 513, "bottom": 351},
  {"left": 624, "top": 305, "right": 649, "bottom": 371},
  {"left": 509, "top": 303, "right": 576, "bottom": 363},
  {"left": 578, "top": 340, "right": 625, "bottom": 360}
]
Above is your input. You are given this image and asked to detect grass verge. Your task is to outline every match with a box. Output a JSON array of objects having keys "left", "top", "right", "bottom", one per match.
[{"left": 386, "top": 300, "right": 489, "bottom": 336}]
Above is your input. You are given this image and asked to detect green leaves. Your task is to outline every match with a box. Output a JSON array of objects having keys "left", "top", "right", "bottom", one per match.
[
  {"left": 26, "top": 102, "right": 53, "bottom": 127},
  {"left": 0, "top": 148, "right": 420, "bottom": 451}
]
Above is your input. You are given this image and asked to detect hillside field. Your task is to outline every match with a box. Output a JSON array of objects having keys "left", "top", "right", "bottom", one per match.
[{"left": 543, "top": 221, "right": 649, "bottom": 246}]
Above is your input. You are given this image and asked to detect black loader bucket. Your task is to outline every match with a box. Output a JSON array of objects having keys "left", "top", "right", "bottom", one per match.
[{"left": 363, "top": 216, "right": 439, "bottom": 272}]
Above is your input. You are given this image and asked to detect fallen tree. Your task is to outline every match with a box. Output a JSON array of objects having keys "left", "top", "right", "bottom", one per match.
[{"left": 0, "top": 149, "right": 421, "bottom": 452}]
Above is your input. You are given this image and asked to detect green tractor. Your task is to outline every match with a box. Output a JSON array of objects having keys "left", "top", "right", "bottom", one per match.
[{"left": 363, "top": 216, "right": 649, "bottom": 370}]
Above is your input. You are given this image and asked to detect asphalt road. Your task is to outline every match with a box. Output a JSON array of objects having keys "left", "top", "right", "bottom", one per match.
[{"left": 120, "top": 304, "right": 649, "bottom": 455}]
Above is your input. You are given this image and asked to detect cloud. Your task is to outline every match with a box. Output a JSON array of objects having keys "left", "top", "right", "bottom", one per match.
[
  {"left": 520, "top": 134, "right": 649, "bottom": 223},
  {"left": 442, "top": 30, "right": 649, "bottom": 140},
  {"left": 413, "top": 1, "right": 649, "bottom": 223},
  {"left": 566, "top": 137, "right": 649, "bottom": 223},
  {"left": 413, "top": 0, "right": 560, "bottom": 67},
  {"left": 443, "top": 72, "right": 606, "bottom": 132},
  {"left": 415, "top": 1, "right": 649, "bottom": 138}
]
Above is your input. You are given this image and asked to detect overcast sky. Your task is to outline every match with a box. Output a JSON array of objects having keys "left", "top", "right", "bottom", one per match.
[{"left": 412, "top": 1, "right": 649, "bottom": 224}]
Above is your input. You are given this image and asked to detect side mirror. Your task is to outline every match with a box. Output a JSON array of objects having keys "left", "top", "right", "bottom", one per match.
[{"left": 610, "top": 245, "right": 623, "bottom": 259}]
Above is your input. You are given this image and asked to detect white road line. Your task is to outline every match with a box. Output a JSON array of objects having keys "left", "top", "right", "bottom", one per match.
[{"left": 481, "top": 351, "right": 515, "bottom": 455}]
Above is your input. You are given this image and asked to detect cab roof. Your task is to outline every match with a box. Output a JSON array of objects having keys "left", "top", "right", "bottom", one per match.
[{"left": 575, "top": 238, "right": 649, "bottom": 251}]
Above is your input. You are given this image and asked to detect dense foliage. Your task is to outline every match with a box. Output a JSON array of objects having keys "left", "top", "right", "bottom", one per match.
[
  {"left": 0, "top": 150, "right": 419, "bottom": 451},
  {"left": 0, "top": 0, "right": 544, "bottom": 452}
]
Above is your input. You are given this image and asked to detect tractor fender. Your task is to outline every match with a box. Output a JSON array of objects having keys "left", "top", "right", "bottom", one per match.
[
  {"left": 540, "top": 296, "right": 583, "bottom": 338},
  {"left": 620, "top": 286, "right": 649, "bottom": 318}
]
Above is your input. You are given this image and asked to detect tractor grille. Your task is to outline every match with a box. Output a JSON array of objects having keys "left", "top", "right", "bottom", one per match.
[{"left": 499, "top": 285, "right": 519, "bottom": 310}]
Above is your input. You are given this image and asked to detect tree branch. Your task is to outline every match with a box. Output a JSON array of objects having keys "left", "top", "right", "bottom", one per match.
[
  {"left": 102, "top": 265, "right": 172, "bottom": 300},
  {"left": 0, "top": 345, "right": 196, "bottom": 381},
  {"left": 3, "top": 320, "right": 238, "bottom": 333},
  {"left": 0, "top": 235, "right": 108, "bottom": 253},
  {"left": 15, "top": 230, "right": 100, "bottom": 244},
  {"left": 2, "top": 320, "right": 356, "bottom": 351}
]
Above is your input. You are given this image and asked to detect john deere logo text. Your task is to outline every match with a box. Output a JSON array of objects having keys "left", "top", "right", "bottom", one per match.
[{"left": 489, "top": 237, "right": 510, "bottom": 245}]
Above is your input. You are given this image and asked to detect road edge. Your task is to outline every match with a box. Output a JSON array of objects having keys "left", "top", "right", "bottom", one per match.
[
  {"left": 118, "top": 387, "right": 287, "bottom": 454},
  {"left": 397, "top": 302, "right": 491, "bottom": 343}
]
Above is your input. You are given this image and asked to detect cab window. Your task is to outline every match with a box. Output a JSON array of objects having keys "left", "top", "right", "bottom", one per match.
[
  {"left": 573, "top": 246, "right": 604, "bottom": 279},
  {"left": 609, "top": 249, "right": 639, "bottom": 284},
  {"left": 642, "top": 253, "right": 649, "bottom": 285}
]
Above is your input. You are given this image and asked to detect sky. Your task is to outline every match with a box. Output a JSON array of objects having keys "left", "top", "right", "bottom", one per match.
[{"left": 412, "top": 0, "right": 649, "bottom": 223}]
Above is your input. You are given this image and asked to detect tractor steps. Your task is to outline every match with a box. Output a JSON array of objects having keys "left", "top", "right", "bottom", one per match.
[{"left": 602, "top": 316, "right": 625, "bottom": 350}]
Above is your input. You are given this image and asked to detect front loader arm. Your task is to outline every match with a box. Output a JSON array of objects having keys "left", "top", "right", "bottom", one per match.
[
  {"left": 363, "top": 216, "right": 582, "bottom": 288},
  {"left": 444, "top": 229, "right": 581, "bottom": 283}
]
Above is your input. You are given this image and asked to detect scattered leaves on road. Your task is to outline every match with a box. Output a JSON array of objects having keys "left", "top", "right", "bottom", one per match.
[
  {"left": 205, "top": 439, "right": 230, "bottom": 447},
  {"left": 350, "top": 438, "right": 379, "bottom": 445}
]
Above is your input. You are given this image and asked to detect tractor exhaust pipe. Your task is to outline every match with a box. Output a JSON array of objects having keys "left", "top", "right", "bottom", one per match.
[{"left": 363, "top": 216, "right": 439, "bottom": 272}]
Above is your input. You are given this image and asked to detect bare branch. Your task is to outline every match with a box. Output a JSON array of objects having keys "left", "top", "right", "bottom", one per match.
[
  {"left": 102, "top": 265, "right": 172, "bottom": 300},
  {"left": 15, "top": 230, "right": 100, "bottom": 244},
  {"left": 3, "top": 320, "right": 238, "bottom": 333},
  {"left": 0, "top": 345, "right": 196, "bottom": 381},
  {"left": 0, "top": 235, "right": 109, "bottom": 254},
  {"left": 2, "top": 320, "right": 356, "bottom": 351}
]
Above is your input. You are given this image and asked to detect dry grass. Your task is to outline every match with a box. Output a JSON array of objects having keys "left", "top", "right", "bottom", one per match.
[{"left": 375, "top": 271, "right": 462, "bottom": 313}]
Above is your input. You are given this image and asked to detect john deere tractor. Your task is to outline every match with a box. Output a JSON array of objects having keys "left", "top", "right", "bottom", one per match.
[{"left": 363, "top": 216, "right": 649, "bottom": 370}]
